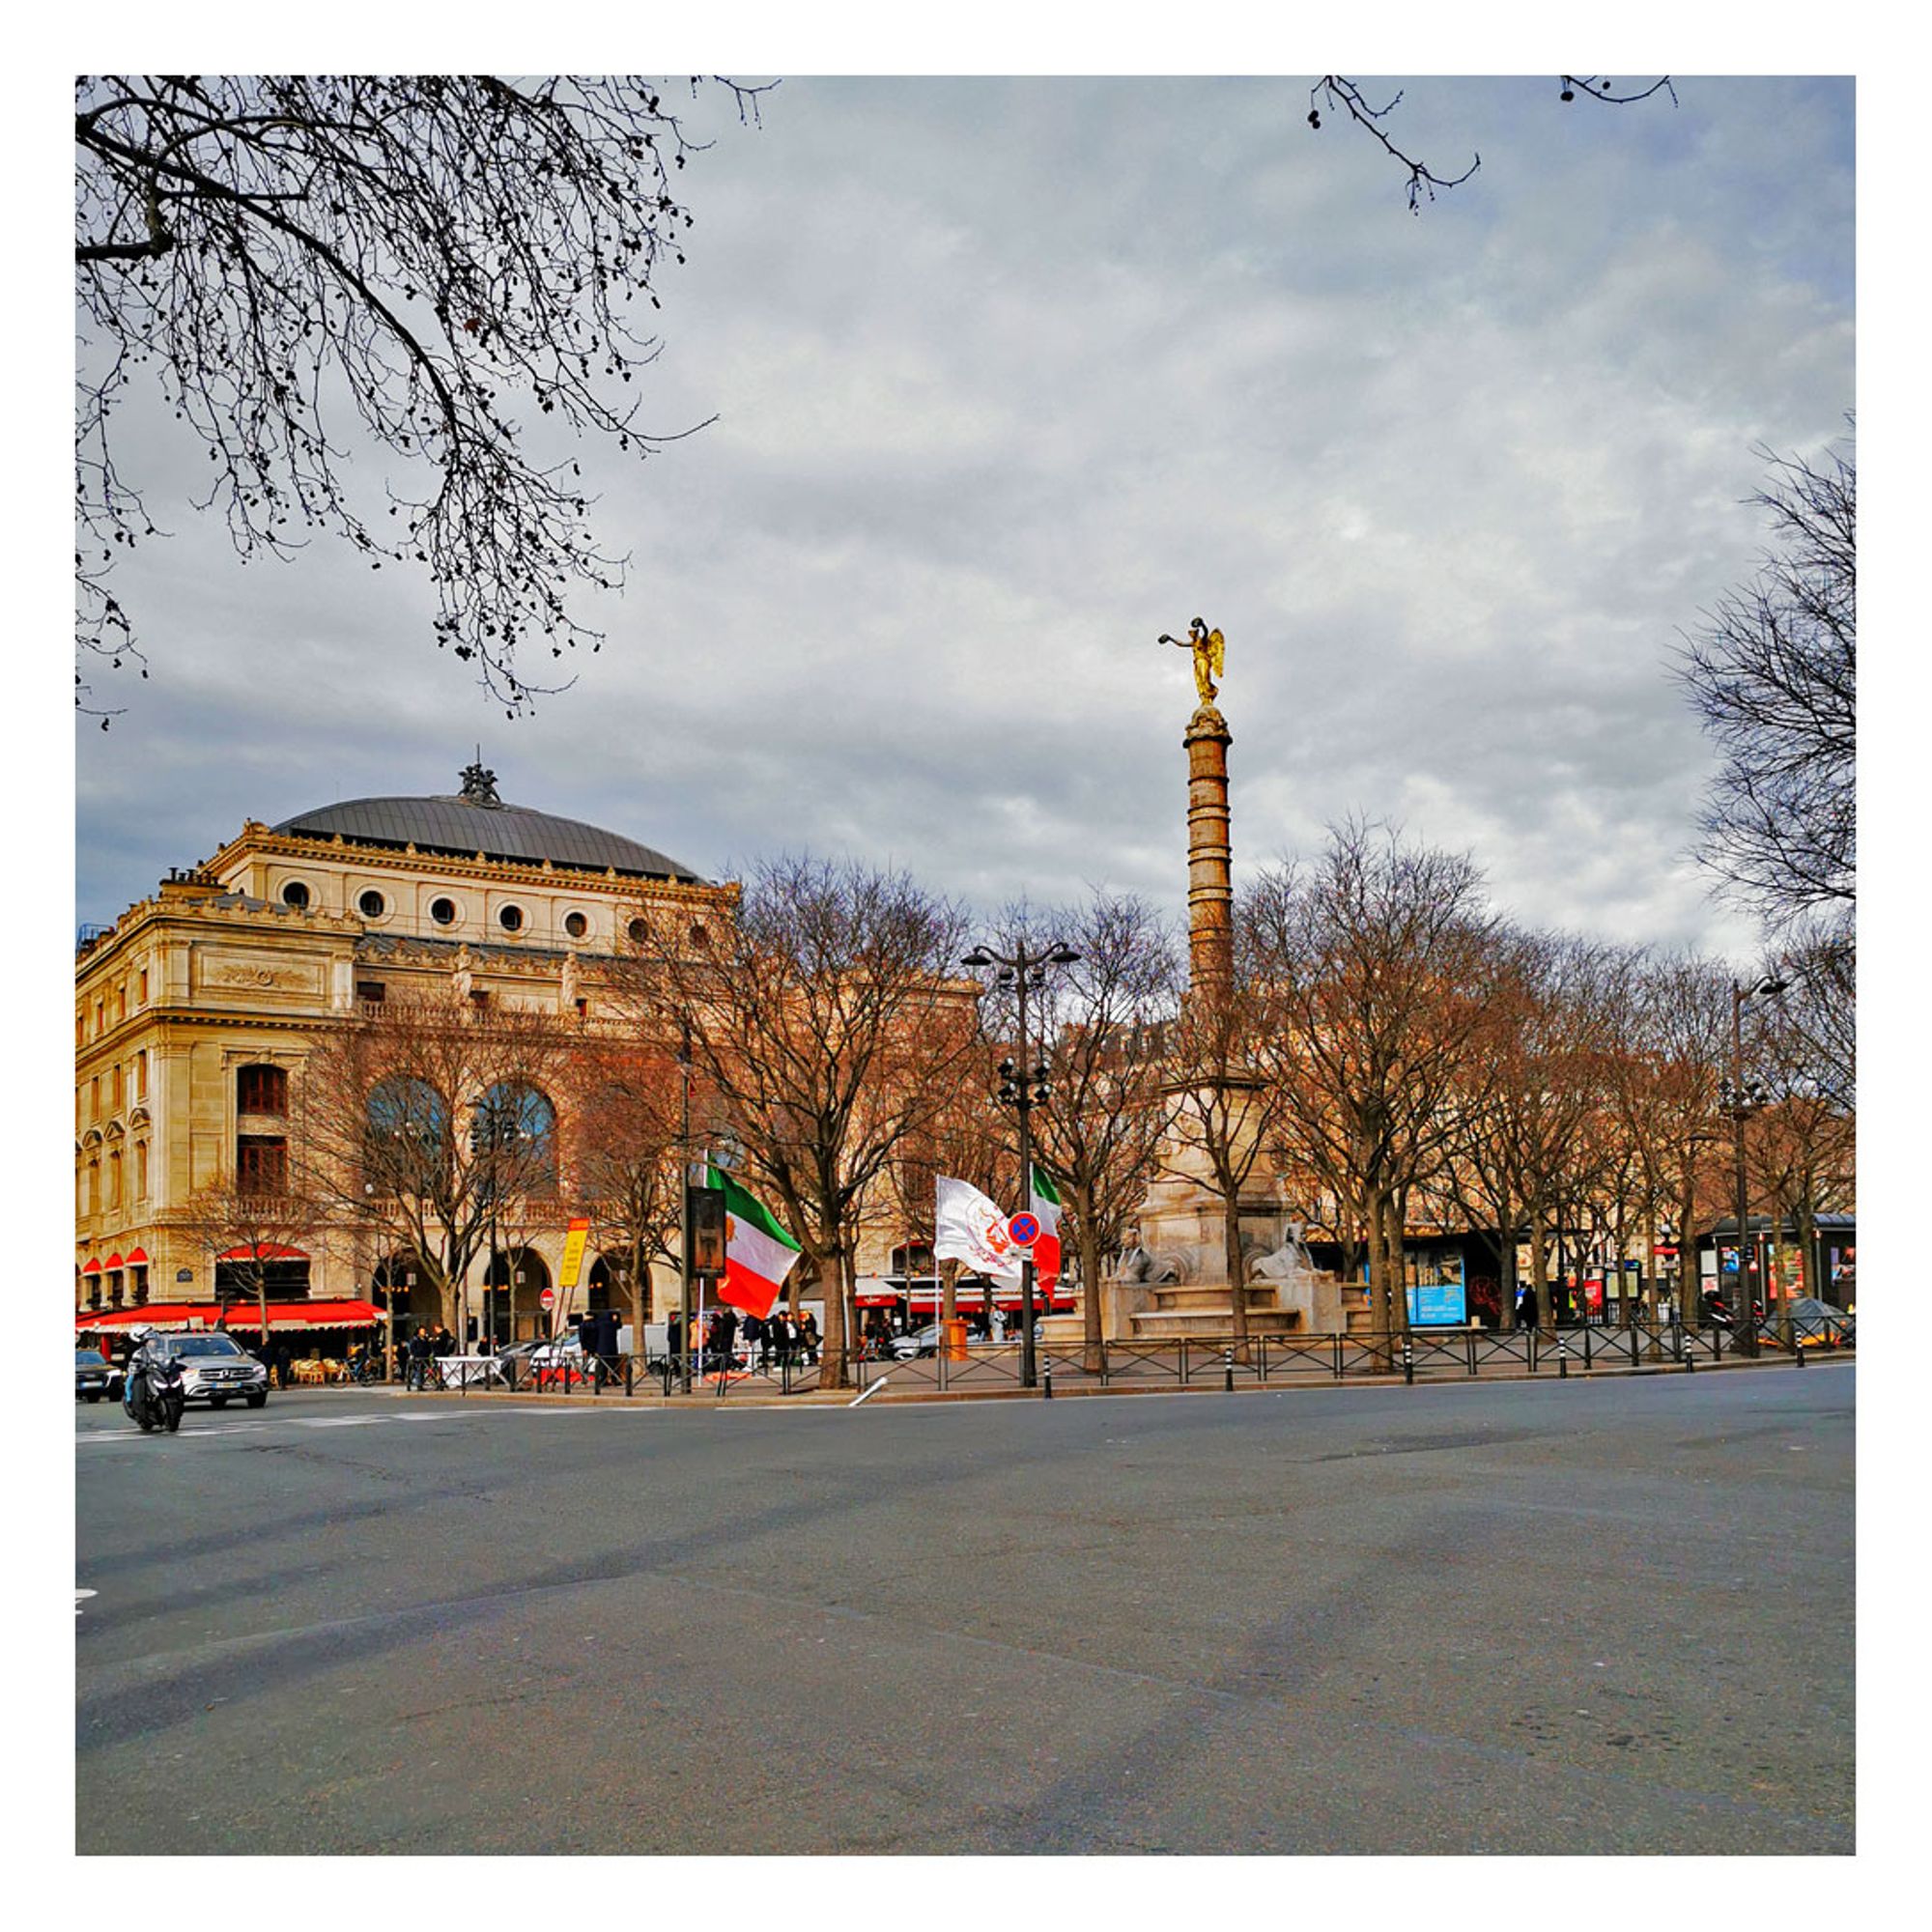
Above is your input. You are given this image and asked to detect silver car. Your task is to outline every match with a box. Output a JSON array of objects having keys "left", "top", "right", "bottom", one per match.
[{"left": 144, "top": 1332, "right": 270, "bottom": 1408}]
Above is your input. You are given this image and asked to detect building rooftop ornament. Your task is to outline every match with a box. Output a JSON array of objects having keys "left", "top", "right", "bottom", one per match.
[{"left": 458, "top": 759, "right": 504, "bottom": 808}]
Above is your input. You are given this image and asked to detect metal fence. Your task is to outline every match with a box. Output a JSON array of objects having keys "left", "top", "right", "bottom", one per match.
[{"left": 398, "top": 1309, "right": 1850, "bottom": 1403}]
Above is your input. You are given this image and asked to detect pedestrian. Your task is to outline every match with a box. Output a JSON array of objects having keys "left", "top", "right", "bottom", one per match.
[
  {"left": 1518, "top": 1285, "right": 1539, "bottom": 1330},
  {"left": 716, "top": 1305, "right": 739, "bottom": 1369},
  {"left": 434, "top": 1322, "right": 455, "bottom": 1359},
  {"left": 666, "top": 1309, "right": 683, "bottom": 1372},
  {"left": 743, "top": 1311, "right": 764, "bottom": 1371},
  {"left": 272, "top": 1339, "right": 292, "bottom": 1389},
  {"left": 770, "top": 1312, "right": 792, "bottom": 1369},
  {"left": 407, "top": 1323, "right": 432, "bottom": 1390},
  {"left": 799, "top": 1309, "right": 819, "bottom": 1366}
]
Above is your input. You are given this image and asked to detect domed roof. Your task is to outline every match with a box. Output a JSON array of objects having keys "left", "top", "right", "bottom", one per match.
[{"left": 272, "top": 763, "right": 703, "bottom": 882}]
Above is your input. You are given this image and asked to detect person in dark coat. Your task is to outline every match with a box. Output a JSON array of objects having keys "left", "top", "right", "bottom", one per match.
[
  {"left": 715, "top": 1305, "right": 738, "bottom": 1368},
  {"left": 769, "top": 1312, "right": 791, "bottom": 1368},
  {"left": 743, "top": 1311, "right": 765, "bottom": 1369},
  {"left": 272, "top": 1340, "right": 293, "bottom": 1389},
  {"left": 799, "top": 1310, "right": 820, "bottom": 1366},
  {"left": 1516, "top": 1285, "right": 1539, "bottom": 1330},
  {"left": 666, "top": 1310, "right": 683, "bottom": 1375},
  {"left": 406, "top": 1324, "right": 433, "bottom": 1390}
]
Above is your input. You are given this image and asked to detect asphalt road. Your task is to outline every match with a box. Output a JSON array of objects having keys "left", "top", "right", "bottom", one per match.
[{"left": 75, "top": 1366, "right": 1854, "bottom": 1856}]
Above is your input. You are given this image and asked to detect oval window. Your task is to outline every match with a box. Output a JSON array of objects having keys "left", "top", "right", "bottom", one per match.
[
  {"left": 357, "top": 889, "right": 386, "bottom": 920},
  {"left": 498, "top": 904, "right": 525, "bottom": 933},
  {"left": 430, "top": 896, "right": 458, "bottom": 927},
  {"left": 280, "top": 881, "right": 311, "bottom": 910},
  {"left": 564, "top": 912, "right": 589, "bottom": 941},
  {"left": 627, "top": 917, "right": 650, "bottom": 947}
]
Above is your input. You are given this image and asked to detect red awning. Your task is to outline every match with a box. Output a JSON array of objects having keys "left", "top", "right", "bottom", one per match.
[
  {"left": 215, "top": 1242, "right": 309, "bottom": 1262},
  {"left": 76, "top": 1299, "right": 383, "bottom": 1333},
  {"left": 125, "top": 1248, "right": 149, "bottom": 1264},
  {"left": 217, "top": 1299, "right": 383, "bottom": 1332},
  {"left": 82, "top": 1258, "right": 102, "bottom": 1275},
  {"left": 77, "top": 1302, "right": 212, "bottom": 1332},
  {"left": 104, "top": 1253, "right": 125, "bottom": 1268}
]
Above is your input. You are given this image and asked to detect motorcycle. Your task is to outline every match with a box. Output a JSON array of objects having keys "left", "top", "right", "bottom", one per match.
[
  {"left": 1700, "top": 1292, "right": 1765, "bottom": 1332},
  {"left": 123, "top": 1349, "right": 185, "bottom": 1434}
]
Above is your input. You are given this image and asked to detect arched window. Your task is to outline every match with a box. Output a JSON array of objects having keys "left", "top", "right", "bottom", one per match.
[
  {"left": 472, "top": 1082, "right": 558, "bottom": 1196},
  {"left": 365, "top": 1077, "right": 451, "bottom": 1193}
]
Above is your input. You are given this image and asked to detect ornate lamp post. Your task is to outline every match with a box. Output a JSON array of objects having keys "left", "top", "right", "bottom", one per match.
[
  {"left": 1724, "top": 974, "right": 1786, "bottom": 1358},
  {"left": 961, "top": 938, "right": 1081, "bottom": 1389}
]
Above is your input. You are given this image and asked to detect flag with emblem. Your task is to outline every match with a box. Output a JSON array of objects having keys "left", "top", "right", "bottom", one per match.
[{"left": 708, "top": 1166, "right": 803, "bottom": 1320}]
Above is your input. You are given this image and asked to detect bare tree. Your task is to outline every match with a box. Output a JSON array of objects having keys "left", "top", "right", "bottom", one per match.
[
  {"left": 176, "top": 1178, "right": 329, "bottom": 1345},
  {"left": 1776, "top": 922, "right": 1856, "bottom": 1112},
  {"left": 564, "top": 1038, "right": 689, "bottom": 1344},
  {"left": 75, "top": 74, "right": 769, "bottom": 721},
  {"left": 1677, "top": 424, "right": 1856, "bottom": 933},
  {"left": 981, "top": 895, "right": 1181, "bottom": 1369},
  {"left": 295, "top": 990, "right": 571, "bottom": 1338},
  {"left": 624, "top": 856, "right": 975, "bottom": 1390},
  {"left": 1439, "top": 931, "right": 1630, "bottom": 1334},
  {"left": 1643, "top": 953, "right": 1737, "bottom": 1324},
  {"left": 1248, "top": 820, "right": 1500, "bottom": 1350},
  {"left": 1750, "top": 985, "right": 1857, "bottom": 1316}
]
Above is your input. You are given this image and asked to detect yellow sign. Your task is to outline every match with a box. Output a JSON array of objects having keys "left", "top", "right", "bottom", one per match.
[{"left": 557, "top": 1218, "right": 592, "bottom": 1290}]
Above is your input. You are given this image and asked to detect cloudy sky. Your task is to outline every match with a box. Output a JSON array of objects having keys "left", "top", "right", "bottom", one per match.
[{"left": 72, "top": 73, "right": 1854, "bottom": 964}]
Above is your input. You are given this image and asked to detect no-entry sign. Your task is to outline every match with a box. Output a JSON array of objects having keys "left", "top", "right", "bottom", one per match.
[{"left": 539, "top": 1286, "right": 556, "bottom": 1311}]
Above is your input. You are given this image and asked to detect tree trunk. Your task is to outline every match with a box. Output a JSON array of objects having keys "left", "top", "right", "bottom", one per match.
[
  {"left": 1075, "top": 1183, "right": 1104, "bottom": 1375},
  {"left": 817, "top": 1241, "right": 848, "bottom": 1390},
  {"left": 1677, "top": 1178, "right": 1701, "bottom": 1327},
  {"left": 1528, "top": 1196, "right": 1551, "bottom": 1337},
  {"left": 1223, "top": 1178, "right": 1251, "bottom": 1360},
  {"left": 1384, "top": 1192, "right": 1410, "bottom": 1341},
  {"left": 1364, "top": 1188, "right": 1394, "bottom": 1369}
]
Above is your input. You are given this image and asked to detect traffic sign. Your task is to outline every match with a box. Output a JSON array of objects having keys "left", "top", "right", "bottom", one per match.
[
  {"left": 539, "top": 1286, "right": 555, "bottom": 1311},
  {"left": 1009, "top": 1212, "right": 1040, "bottom": 1248}
]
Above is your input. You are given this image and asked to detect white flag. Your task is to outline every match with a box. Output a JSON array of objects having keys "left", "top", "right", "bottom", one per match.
[{"left": 934, "top": 1176, "right": 1019, "bottom": 1279}]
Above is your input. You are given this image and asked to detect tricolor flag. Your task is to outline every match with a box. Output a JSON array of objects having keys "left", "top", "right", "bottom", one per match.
[
  {"left": 1030, "top": 1163, "right": 1064, "bottom": 1294},
  {"left": 708, "top": 1166, "right": 803, "bottom": 1320}
]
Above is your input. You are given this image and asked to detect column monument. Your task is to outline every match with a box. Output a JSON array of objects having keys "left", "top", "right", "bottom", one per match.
[{"left": 1095, "top": 618, "right": 1345, "bottom": 1343}]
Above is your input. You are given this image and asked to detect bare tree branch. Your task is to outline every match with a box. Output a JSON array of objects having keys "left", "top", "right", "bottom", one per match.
[{"left": 75, "top": 74, "right": 773, "bottom": 724}]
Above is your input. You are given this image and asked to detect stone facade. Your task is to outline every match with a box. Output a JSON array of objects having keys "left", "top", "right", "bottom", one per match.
[{"left": 74, "top": 775, "right": 735, "bottom": 1334}]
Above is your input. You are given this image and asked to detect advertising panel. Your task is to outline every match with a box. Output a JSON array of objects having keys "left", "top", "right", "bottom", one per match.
[{"left": 1406, "top": 1251, "right": 1466, "bottom": 1326}]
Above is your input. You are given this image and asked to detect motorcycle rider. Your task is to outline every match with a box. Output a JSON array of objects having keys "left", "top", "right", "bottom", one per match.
[{"left": 122, "top": 1327, "right": 183, "bottom": 1430}]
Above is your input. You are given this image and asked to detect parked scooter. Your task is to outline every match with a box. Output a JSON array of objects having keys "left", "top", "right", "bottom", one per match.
[
  {"left": 1700, "top": 1291, "right": 1765, "bottom": 1332},
  {"left": 122, "top": 1342, "right": 185, "bottom": 1434}
]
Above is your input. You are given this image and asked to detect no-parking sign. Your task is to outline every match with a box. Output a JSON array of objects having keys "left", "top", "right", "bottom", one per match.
[{"left": 1008, "top": 1212, "right": 1040, "bottom": 1248}]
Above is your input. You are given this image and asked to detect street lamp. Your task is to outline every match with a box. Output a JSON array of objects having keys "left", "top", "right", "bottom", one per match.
[
  {"left": 1725, "top": 974, "right": 1787, "bottom": 1358},
  {"left": 961, "top": 938, "right": 1082, "bottom": 1390}
]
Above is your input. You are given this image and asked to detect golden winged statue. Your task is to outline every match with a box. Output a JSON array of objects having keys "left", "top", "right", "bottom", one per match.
[{"left": 1159, "top": 616, "right": 1225, "bottom": 705}]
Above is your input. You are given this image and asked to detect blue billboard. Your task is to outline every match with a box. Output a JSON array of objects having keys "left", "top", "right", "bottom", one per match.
[{"left": 1397, "top": 1252, "right": 1467, "bottom": 1326}]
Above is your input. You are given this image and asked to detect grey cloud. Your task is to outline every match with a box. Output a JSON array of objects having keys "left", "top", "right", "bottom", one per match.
[{"left": 78, "top": 77, "right": 1850, "bottom": 976}]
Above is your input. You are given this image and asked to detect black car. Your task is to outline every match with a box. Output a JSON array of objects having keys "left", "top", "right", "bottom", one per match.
[{"left": 75, "top": 1348, "right": 123, "bottom": 1403}]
